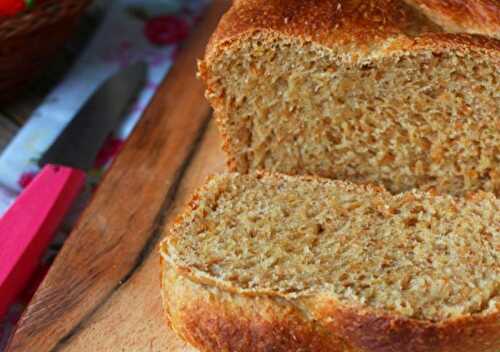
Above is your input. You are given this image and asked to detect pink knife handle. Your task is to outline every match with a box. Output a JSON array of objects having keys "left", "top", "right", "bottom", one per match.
[{"left": 0, "top": 164, "right": 85, "bottom": 317}]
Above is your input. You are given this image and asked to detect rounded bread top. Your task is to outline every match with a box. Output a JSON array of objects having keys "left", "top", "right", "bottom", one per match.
[{"left": 205, "top": 0, "right": 500, "bottom": 64}]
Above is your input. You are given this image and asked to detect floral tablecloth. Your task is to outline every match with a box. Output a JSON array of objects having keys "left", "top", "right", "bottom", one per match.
[{"left": 0, "top": 0, "right": 208, "bottom": 348}]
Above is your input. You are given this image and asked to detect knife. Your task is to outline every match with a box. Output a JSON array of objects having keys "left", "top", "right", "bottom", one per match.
[{"left": 0, "top": 62, "right": 147, "bottom": 317}]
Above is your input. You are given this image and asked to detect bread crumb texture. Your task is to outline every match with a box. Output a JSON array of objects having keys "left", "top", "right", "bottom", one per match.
[
  {"left": 163, "top": 173, "right": 499, "bottom": 323},
  {"left": 201, "top": 0, "right": 500, "bottom": 196}
]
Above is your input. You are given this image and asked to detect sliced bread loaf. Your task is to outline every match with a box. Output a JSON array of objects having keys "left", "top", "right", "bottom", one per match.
[
  {"left": 161, "top": 173, "right": 499, "bottom": 352},
  {"left": 199, "top": 0, "right": 500, "bottom": 196}
]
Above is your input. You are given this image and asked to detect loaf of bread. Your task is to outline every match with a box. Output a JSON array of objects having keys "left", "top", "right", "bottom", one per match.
[
  {"left": 160, "top": 173, "right": 499, "bottom": 352},
  {"left": 199, "top": 0, "right": 500, "bottom": 196}
]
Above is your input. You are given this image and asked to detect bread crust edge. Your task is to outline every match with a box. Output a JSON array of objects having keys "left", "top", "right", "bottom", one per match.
[
  {"left": 161, "top": 251, "right": 500, "bottom": 352},
  {"left": 159, "top": 173, "right": 500, "bottom": 352}
]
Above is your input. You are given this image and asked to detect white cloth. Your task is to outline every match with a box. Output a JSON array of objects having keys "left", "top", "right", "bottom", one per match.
[{"left": 0, "top": 0, "right": 207, "bottom": 216}]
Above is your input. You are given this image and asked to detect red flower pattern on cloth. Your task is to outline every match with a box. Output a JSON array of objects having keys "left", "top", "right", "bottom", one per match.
[
  {"left": 17, "top": 171, "right": 37, "bottom": 189},
  {"left": 94, "top": 136, "right": 125, "bottom": 168},
  {"left": 144, "top": 15, "right": 190, "bottom": 46}
]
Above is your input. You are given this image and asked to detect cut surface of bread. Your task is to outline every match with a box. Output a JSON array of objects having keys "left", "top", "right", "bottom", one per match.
[
  {"left": 161, "top": 173, "right": 500, "bottom": 352},
  {"left": 199, "top": 0, "right": 500, "bottom": 196}
]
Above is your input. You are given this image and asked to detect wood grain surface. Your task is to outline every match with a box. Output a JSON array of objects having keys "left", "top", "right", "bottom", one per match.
[
  {"left": 6, "top": 1, "right": 229, "bottom": 351},
  {"left": 60, "top": 122, "right": 224, "bottom": 352}
]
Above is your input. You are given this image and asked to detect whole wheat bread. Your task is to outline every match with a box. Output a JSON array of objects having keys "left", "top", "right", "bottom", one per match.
[
  {"left": 160, "top": 173, "right": 499, "bottom": 352},
  {"left": 199, "top": 0, "right": 500, "bottom": 196}
]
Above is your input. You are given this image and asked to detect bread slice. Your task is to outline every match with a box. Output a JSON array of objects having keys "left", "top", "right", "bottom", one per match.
[
  {"left": 199, "top": 0, "right": 500, "bottom": 196},
  {"left": 160, "top": 173, "right": 499, "bottom": 352}
]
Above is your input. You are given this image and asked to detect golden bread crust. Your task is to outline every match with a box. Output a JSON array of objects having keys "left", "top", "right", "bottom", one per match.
[
  {"left": 161, "top": 246, "right": 500, "bottom": 352},
  {"left": 404, "top": 0, "right": 500, "bottom": 39},
  {"left": 204, "top": 0, "right": 500, "bottom": 63}
]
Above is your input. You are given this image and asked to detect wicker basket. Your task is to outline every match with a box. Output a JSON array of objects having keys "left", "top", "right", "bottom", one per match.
[{"left": 0, "top": 0, "right": 91, "bottom": 103}]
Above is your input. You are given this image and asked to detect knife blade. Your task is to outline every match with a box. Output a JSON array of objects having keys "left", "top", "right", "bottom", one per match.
[
  {"left": 0, "top": 62, "right": 147, "bottom": 317},
  {"left": 39, "top": 62, "right": 148, "bottom": 170}
]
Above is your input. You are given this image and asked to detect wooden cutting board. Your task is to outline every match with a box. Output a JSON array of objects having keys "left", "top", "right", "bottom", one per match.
[{"left": 6, "top": 1, "right": 229, "bottom": 351}]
